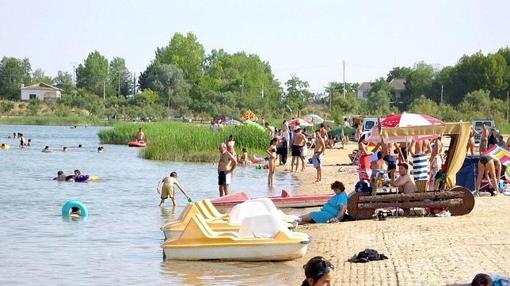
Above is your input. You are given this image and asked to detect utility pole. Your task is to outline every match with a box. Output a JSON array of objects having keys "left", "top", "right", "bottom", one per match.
[
  {"left": 505, "top": 90, "right": 509, "bottom": 121},
  {"left": 132, "top": 73, "right": 135, "bottom": 98},
  {"left": 117, "top": 69, "right": 121, "bottom": 97},
  {"left": 342, "top": 60, "right": 346, "bottom": 97},
  {"left": 440, "top": 84, "right": 444, "bottom": 104},
  {"left": 241, "top": 79, "right": 244, "bottom": 98}
]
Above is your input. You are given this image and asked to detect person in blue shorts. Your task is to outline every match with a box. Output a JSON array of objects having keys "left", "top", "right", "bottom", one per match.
[{"left": 299, "top": 181, "right": 348, "bottom": 224}]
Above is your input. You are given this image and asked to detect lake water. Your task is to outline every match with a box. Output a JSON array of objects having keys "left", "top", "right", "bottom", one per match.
[{"left": 0, "top": 125, "right": 301, "bottom": 285}]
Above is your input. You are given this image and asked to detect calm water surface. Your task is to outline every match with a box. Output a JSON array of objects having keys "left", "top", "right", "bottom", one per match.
[{"left": 0, "top": 125, "right": 300, "bottom": 285}]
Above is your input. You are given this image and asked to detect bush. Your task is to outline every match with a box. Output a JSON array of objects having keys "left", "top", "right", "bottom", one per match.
[{"left": 0, "top": 101, "right": 15, "bottom": 113}]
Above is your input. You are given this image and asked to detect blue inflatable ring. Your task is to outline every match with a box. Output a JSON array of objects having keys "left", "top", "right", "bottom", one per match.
[{"left": 62, "top": 200, "right": 89, "bottom": 217}]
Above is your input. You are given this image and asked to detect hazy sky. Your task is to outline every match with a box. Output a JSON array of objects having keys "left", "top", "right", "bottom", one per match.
[{"left": 1, "top": 0, "right": 509, "bottom": 91}]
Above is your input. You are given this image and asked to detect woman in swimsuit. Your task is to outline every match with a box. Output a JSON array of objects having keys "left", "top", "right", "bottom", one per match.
[
  {"left": 267, "top": 138, "right": 278, "bottom": 187},
  {"left": 467, "top": 127, "right": 477, "bottom": 156},
  {"left": 476, "top": 155, "right": 502, "bottom": 196}
]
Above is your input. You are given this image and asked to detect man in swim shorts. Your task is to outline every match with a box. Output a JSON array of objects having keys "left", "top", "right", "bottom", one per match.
[
  {"left": 312, "top": 130, "right": 325, "bottom": 182},
  {"left": 157, "top": 171, "right": 191, "bottom": 206},
  {"left": 291, "top": 127, "right": 306, "bottom": 172},
  {"left": 218, "top": 143, "right": 237, "bottom": 197}
]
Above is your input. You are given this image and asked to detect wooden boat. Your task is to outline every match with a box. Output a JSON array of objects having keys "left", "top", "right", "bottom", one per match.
[
  {"left": 211, "top": 191, "right": 333, "bottom": 208},
  {"left": 127, "top": 140, "right": 145, "bottom": 147},
  {"left": 161, "top": 214, "right": 309, "bottom": 261}
]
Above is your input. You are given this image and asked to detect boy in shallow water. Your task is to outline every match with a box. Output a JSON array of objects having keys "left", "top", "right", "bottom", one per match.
[{"left": 157, "top": 172, "right": 192, "bottom": 207}]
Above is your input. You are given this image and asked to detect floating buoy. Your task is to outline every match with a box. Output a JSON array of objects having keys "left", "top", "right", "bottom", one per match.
[{"left": 62, "top": 200, "right": 89, "bottom": 218}]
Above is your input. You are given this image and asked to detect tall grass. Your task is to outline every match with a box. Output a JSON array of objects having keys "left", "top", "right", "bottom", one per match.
[
  {"left": 0, "top": 115, "right": 106, "bottom": 126},
  {"left": 98, "top": 122, "right": 271, "bottom": 162}
]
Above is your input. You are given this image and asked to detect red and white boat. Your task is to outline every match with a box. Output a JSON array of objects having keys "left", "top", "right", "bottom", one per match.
[
  {"left": 211, "top": 191, "right": 333, "bottom": 208},
  {"left": 128, "top": 140, "right": 146, "bottom": 147}
]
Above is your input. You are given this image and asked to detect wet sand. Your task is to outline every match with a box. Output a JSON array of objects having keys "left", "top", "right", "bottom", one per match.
[{"left": 283, "top": 143, "right": 510, "bottom": 285}]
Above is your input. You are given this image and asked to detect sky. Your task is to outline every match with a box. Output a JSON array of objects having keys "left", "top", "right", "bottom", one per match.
[{"left": 1, "top": 0, "right": 509, "bottom": 91}]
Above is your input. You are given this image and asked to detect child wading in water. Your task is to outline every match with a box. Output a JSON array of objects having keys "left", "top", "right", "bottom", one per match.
[
  {"left": 267, "top": 138, "right": 278, "bottom": 187},
  {"left": 157, "top": 171, "right": 192, "bottom": 207}
]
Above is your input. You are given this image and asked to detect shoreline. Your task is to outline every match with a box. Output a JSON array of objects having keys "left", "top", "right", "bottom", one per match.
[{"left": 285, "top": 143, "right": 510, "bottom": 285}]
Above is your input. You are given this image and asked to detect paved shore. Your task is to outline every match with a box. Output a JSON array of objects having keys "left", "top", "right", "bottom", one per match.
[{"left": 286, "top": 144, "right": 510, "bottom": 286}]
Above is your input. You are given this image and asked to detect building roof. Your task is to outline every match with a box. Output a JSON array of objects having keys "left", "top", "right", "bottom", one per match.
[
  {"left": 389, "top": 78, "right": 406, "bottom": 91},
  {"left": 358, "top": 82, "right": 372, "bottom": 92},
  {"left": 21, "top": 82, "right": 61, "bottom": 91}
]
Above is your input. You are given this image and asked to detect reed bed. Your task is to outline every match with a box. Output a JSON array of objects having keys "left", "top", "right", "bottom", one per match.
[{"left": 98, "top": 122, "right": 271, "bottom": 162}]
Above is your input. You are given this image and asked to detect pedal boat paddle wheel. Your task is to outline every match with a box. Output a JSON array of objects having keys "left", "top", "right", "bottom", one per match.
[{"left": 348, "top": 122, "right": 475, "bottom": 220}]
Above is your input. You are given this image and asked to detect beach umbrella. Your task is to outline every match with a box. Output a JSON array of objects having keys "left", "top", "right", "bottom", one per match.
[
  {"left": 289, "top": 118, "right": 314, "bottom": 127},
  {"left": 224, "top": 119, "right": 242, "bottom": 126},
  {"left": 243, "top": 120, "right": 265, "bottom": 132},
  {"left": 380, "top": 113, "right": 444, "bottom": 128},
  {"left": 367, "top": 113, "right": 444, "bottom": 143},
  {"left": 302, "top": 114, "right": 324, "bottom": 125}
]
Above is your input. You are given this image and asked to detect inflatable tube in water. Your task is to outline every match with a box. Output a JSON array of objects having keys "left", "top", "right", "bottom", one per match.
[
  {"left": 0, "top": 144, "right": 10, "bottom": 149},
  {"left": 62, "top": 200, "right": 89, "bottom": 217},
  {"left": 74, "top": 175, "right": 90, "bottom": 183}
]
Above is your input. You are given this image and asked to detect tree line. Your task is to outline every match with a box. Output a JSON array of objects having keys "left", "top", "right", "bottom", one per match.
[{"left": 0, "top": 32, "right": 509, "bottom": 130}]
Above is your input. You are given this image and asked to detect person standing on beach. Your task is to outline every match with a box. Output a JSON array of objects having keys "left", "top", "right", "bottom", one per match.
[
  {"left": 312, "top": 130, "right": 325, "bottom": 182},
  {"left": 479, "top": 123, "right": 489, "bottom": 154},
  {"left": 291, "top": 127, "right": 306, "bottom": 172},
  {"left": 218, "top": 143, "right": 237, "bottom": 197},
  {"left": 135, "top": 128, "right": 145, "bottom": 142}
]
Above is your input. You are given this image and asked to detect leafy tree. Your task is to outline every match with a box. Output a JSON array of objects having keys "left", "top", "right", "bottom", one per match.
[
  {"left": 31, "top": 68, "right": 53, "bottom": 85},
  {"left": 404, "top": 62, "right": 436, "bottom": 107},
  {"left": 367, "top": 89, "right": 394, "bottom": 116},
  {"left": 109, "top": 57, "right": 132, "bottom": 97},
  {"left": 283, "top": 75, "right": 312, "bottom": 117},
  {"left": 0, "top": 57, "right": 31, "bottom": 99},
  {"left": 155, "top": 32, "right": 205, "bottom": 83},
  {"left": 409, "top": 95, "right": 439, "bottom": 116},
  {"left": 53, "top": 71, "right": 75, "bottom": 95},
  {"left": 386, "top": 66, "right": 412, "bottom": 82},
  {"left": 141, "top": 63, "right": 189, "bottom": 109},
  {"left": 76, "top": 51, "right": 109, "bottom": 96}
]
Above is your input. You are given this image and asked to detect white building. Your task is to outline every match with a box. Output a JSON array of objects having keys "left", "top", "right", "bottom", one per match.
[{"left": 20, "top": 83, "right": 62, "bottom": 101}]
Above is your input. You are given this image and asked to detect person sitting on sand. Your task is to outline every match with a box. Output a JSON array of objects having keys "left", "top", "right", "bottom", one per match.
[
  {"left": 301, "top": 256, "right": 335, "bottom": 286},
  {"left": 42, "top": 146, "right": 52, "bottom": 153},
  {"left": 299, "top": 181, "right": 348, "bottom": 224},
  {"left": 389, "top": 163, "right": 417, "bottom": 194},
  {"left": 157, "top": 171, "right": 192, "bottom": 207}
]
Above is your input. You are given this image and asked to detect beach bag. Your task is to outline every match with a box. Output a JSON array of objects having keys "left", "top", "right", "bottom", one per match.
[{"left": 349, "top": 249, "right": 388, "bottom": 263}]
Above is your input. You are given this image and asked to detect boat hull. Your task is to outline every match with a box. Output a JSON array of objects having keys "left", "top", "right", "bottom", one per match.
[
  {"left": 212, "top": 192, "right": 333, "bottom": 208},
  {"left": 163, "top": 242, "right": 308, "bottom": 261},
  {"left": 127, "top": 141, "right": 145, "bottom": 147}
]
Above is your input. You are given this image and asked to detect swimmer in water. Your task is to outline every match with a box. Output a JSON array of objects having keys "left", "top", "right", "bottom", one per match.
[
  {"left": 56, "top": 171, "right": 67, "bottom": 181},
  {"left": 42, "top": 146, "right": 52, "bottom": 153},
  {"left": 70, "top": 206, "right": 81, "bottom": 218},
  {"left": 62, "top": 146, "right": 68, "bottom": 152}
]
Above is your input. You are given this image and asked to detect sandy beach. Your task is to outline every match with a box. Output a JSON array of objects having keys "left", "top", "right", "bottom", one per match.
[{"left": 286, "top": 143, "right": 510, "bottom": 286}]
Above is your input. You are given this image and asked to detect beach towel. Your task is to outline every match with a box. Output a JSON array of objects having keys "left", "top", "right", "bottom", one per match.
[
  {"left": 482, "top": 145, "right": 510, "bottom": 178},
  {"left": 413, "top": 153, "right": 429, "bottom": 181}
]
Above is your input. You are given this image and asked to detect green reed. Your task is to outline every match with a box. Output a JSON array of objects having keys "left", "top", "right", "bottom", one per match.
[{"left": 98, "top": 122, "right": 271, "bottom": 162}]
